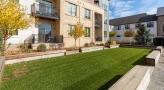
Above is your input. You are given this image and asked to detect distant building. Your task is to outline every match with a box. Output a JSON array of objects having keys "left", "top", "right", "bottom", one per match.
[{"left": 109, "top": 7, "right": 164, "bottom": 37}]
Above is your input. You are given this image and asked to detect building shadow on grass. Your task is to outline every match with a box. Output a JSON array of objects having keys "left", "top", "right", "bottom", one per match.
[
  {"left": 132, "top": 55, "right": 147, "bottom": 65},
  {"left": 98, "top": 75, "right": 123, "bottom": 90}
]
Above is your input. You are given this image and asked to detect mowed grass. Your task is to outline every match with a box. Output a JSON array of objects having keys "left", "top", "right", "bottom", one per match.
[{"left": 1, "top": 48, "right": 151, "bottom": 90}]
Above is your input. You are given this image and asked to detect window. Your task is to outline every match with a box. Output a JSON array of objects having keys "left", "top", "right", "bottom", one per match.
[
  {"left": 101, "top": 3, "right": 107, "bottom": 10},
  {"left": 115, "top": 26, "right": 121, "bottom": 30},
  {"left": 135, "top": 23, "right": 141, "bottom": 29},
  {"left": 104, "top": 18, "right": 107, "bottom": 24},
  {"left": 147, "top": 22, "right": 154, "bottom": 28},
  {"left": 104, "top": 31, "right": 107, "bottom": 37},
  {"left": 68, "top": 25, "right": 75, "bottom": 36},
  {"left": 68, "top": 3, "right": 77, "bottom": 16},
  {"left": 13, "top": 30, "right": 18, "bottom": 35},
  {"left": 85, "top": 27, "right": 90, "bottom": 37},
  {"left": 84, "top": 9, "right": 91, "bottom": 19},
  {"left": 125, "top": 24, "right": 130, "bottom": 29}
]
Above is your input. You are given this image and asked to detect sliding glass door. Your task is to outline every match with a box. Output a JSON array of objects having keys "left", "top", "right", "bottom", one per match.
[{"left": 38, "top": 23, "right": 52, "bottom": 43}]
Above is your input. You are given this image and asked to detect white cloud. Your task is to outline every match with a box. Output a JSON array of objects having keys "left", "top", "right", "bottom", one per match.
[
  {"left": 110, "top": 0, "right": 164, "bottom": 19},
  {"left": 110, "top": 0, "right": 135, "bottom": 19}
]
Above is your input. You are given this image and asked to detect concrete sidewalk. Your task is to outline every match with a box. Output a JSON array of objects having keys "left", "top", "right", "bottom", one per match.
[{"left": 147, "top": 50, "right": 164, "bottom": 90}]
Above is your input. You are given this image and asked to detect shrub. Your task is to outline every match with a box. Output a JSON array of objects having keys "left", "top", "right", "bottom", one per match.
[
  {"left": 96, "top": 44, "right": 100, "bottom": 46},
  {"left": 110, "top": 41, "right": 117, "bottom": 45},
  {"left": 100, "top": 43, "right": 104, "bottom": 46},
  {"left": 124, "top": 30, "right": 134, "bottom": 37},
  {"left": 17, "top": 44, "right": 29, "bottom": 53},
  {"left": 106, "top": 40, "right": 111, "bottom": 44},
  {"left": 84, "top": 43, "right": 89, "bottom": 47},
  {"left": 37, "top": 44, "right": 47, "bottom": 52},
  {"left": 109, "top": 31, "right": 117, "bottom": 37},
  {"left": 90, "top": 42, "right": 95, "bottom": 47}
]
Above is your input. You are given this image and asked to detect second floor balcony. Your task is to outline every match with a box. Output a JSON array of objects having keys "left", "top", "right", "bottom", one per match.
[
  {"left": 31, "top": 3, "right": 59, "bottom": 20},
  {"left": 95, "top": 20, "right": 102, "bottom": 28}
]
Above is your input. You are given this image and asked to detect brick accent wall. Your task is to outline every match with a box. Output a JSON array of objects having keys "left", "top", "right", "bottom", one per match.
[{"left": 157, "top": 16, "right": 164, "bottom": 36}]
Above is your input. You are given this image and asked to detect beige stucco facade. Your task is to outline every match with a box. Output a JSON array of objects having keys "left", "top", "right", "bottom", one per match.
[
  {"left": 59, "top": 0, "right": 104, "bottom": 47},
  {"left": 7, "top": 0, "right": 105, "bottom": 48}
]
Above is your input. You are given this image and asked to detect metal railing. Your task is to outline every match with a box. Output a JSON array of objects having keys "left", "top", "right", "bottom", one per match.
[
  {"left": 24, "top": 34, "right": 63, "bottom": 44},
  {"left": 95, "top": 20, "right": 102, "bottom": 27},
  {"left": 31, "top": 3, "right": 59, "bottom": 19}
]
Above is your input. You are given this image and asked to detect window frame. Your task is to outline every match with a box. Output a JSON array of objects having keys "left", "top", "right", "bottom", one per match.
[
  {"left": 68, "top": 3, "right": 77, "bottom": 16},
  {"left": 104, "top": 31, "right": 107, "bottom": 37},
  {"left": 115, "top": 26, "right": 121, "bottom": 30},
  {"left": 85, "top": 27, "right": 91, "bottom": 37},
  {"left": 147, "top": 22, "right": 154, "bottom": 28},
  {"left": 84, "top": 8, "right": 91, "bottom": 20},
  {"left": 68, "top": 24, "right": 75, "bottom": 36},
  {"left": 125, "top": 24, "right": 130, "bottom": 29}
]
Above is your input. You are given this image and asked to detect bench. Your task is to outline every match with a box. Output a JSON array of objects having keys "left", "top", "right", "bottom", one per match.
[
  {"left": 146, "top": 50, "right": 160, "bottom": 66},
  {"left": 79, "top": 46, "right": 104, "bottom": 53},
  {"left": 155, "top": 46, "right": 163, "bottom": 53},
  {"left": 109, "top": 65, "right": 154, "bottom": 90}
]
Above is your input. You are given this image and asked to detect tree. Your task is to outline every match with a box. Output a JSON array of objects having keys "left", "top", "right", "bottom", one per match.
[
  {"left": 0, "top": 30, "right": 4, "bottom": 56},
  {"left": 0, "top": 0, "right": 33, "bottom": 55},
  {"left": 70, "top": 22, "right": 86, "bottom": 48},
  {"left": 109, "top": 31, "right": 117, "bottom": 37},
  {"left": 124, "top": 29, "right": 134, "bottom": 37},
  {"left": 134, "top": 25, "right": 152, "bottom": 45}
]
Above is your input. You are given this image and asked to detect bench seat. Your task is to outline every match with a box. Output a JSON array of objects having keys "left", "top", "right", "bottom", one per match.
[
  {"left": 155, "top": 46, "right": 163, "bottom": 53},
  {"left": 109, "top": 65, "right": 154, "bottom": 90},
  {"left": 146, "top": 50, "right": 160, "bottom": 66}
]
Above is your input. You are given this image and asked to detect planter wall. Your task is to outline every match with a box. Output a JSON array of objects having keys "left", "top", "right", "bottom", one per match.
[
  {"left": 80, "top": 46, "right": 104, "bottom": 53},
  {"left": 5, "top": 50, "right": 66, "bottom": 64},
  {"left": 0, "top": 56, "right": 5, "bottom": 82}
]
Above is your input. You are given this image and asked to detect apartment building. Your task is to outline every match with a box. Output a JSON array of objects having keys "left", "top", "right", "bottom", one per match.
[
  {"left": 94, "top": 0, "right": 110, "bottom": 42},
  {"left": 109, "top": 13, "right": 157, "bottom": 37},
  {"left": 109, "top": 7, "right": 164, "bottom": 38},
  {"left": 7, "top": 0, "right": 106, "bottom": 47}
]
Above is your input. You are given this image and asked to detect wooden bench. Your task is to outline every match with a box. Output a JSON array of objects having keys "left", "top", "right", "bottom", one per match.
[
  {"left": 155, "top": 46, "right": 163, "bottom": 53},
  {"left": 109, "top": 65, "right": 154, "bottom": 90},
  {"left": 146, "top": 50, "right": 160, "bottom": 66}
]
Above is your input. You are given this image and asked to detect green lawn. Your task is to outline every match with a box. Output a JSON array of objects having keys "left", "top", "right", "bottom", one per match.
[{"left": 1, "top": 48, "right": 151, "bottom": 90}]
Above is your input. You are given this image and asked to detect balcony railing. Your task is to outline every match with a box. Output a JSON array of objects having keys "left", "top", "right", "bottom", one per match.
[
  {"left": 31, "top": 3, "right": 59, "bottom": 20},
  {"left": 24, "top": 34, "right": 63, "bottom": 44},
  {"left": 95, "top": 20, "right": 102, "bottom": 27}
]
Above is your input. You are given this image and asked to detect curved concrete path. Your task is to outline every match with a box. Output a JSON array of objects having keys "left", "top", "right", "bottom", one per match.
[{"left": 147, "top": 50, "right": 164, "bottom": 90}]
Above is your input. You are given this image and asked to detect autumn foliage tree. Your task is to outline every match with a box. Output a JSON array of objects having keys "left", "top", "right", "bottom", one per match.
[
  {"left": 70, "top": 22, "right": 86, "bottom": 48},
  {"left": 0, "top": 0, "right": 33, "bottom": 55}
]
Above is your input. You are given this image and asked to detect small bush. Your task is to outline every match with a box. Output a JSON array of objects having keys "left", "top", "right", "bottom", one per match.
[
  {"left": 100, "top": 43, "right": 104, "bottom": 46},
  {"left": 124, "top": 30, "right": 134, "bottom": 37},
  {"left": 17, "top": 44, "right": 29, "bottom": 53},
  {"left": 84, "top": 43, "right": 89, "bottom": 47},
  {"left": 37, "top": 44, "right": 47, "bottom": 52},
  {"left": 109, "top": 31, "right": 117, "bottom": 37},
  {"left": 111, "top": 41, "right": 117, "bottom": 45},
  {"left": 96, "top": 44, "right": 100, "bottom": 46},
  {"left": 106, "top": 40, "right": 111, "bottom": 44},
  {"left": 90, "top": 42, "right": 95, "bottom": 47}
]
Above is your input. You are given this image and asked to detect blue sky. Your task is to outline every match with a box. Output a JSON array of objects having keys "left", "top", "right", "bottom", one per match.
[{"left": 110, "top": 0, "right": 164, "bottom": 19}]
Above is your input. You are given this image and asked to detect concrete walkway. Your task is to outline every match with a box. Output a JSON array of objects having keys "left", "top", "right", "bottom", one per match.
[{"left": 147, "top": 50, "right": 164, "bottom": 90}]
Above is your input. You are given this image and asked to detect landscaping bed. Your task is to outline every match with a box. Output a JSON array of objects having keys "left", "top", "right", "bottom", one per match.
[{"left": 1, "top": 48, "right": 151, "bottom": 90}]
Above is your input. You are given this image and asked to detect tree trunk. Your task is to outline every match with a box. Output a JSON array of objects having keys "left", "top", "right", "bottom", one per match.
[
  {"left": 3, "top": 36, "right": 6, "bottom": 56},
  {"left": 75, "top": 39, "right": 77, "bottom": 48},
  {"left": 79, "top": 37, "right": 80, "bottom": 48}
]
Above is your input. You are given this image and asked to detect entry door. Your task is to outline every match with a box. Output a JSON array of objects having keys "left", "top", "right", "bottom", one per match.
[{"left": 38, "top": 28, "right": 46, "bottom": 43}]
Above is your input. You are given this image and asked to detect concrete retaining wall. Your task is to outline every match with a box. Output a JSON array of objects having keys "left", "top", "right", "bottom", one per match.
[
  {"left": 5, "top": 50, "right": 66, "bottom": 64},
  {"left": 80, "top": 46, "right": 104, "bottom": 53},
  {"left": 0, "top": 56, "right": 5, "bottom": 82}
]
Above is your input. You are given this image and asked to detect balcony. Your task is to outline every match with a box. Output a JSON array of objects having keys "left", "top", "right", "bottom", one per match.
[
  {"left": 31, "top": 3, "right": 59, "bottom": 20},
  {"left": 95, "top": 20, "right": 102, "bottom": 27}
]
